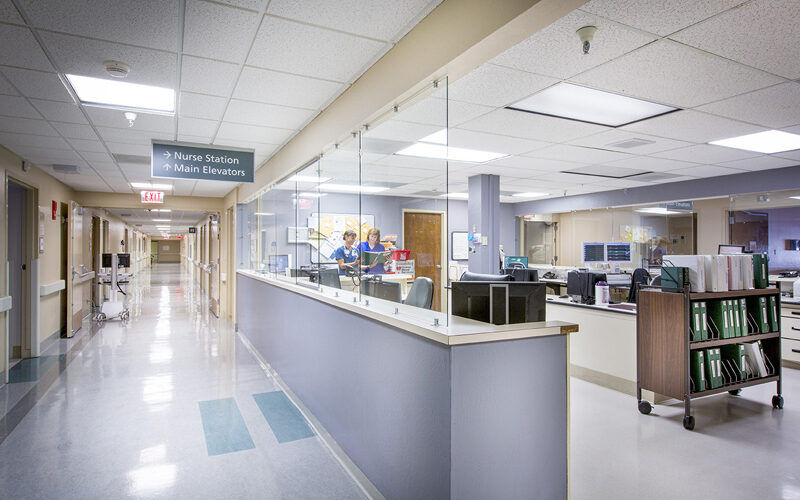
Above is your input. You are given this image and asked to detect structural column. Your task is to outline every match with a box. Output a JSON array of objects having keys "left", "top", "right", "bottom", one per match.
[{"left": 467, "top": 174, "right": 500, "bottom": 274}]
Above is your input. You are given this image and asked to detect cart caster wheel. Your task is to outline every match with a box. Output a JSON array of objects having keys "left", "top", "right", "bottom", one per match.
[
  {"left": 728, "top": 389, "right": 742, "bottom": 396},
  {"left": 638, "top": 401, "right": 652, "bottom": 415},
  {"left": 683, "top": 415, "right": 695, "bottom": 430},
  {"left": 772, "top": 395, "right": 784, "bottom": 409}
]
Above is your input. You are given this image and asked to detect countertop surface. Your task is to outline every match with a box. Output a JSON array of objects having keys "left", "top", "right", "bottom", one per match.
[
  {"left": 238, "top": 270, "right": 579, "bottom": 345},
  {"left": 546, "top": 294, "right": 637, "bottom": 315}
]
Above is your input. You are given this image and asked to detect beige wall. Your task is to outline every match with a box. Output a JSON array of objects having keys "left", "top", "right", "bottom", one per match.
[
  {"left": 694, "top": 198, "right": 730, "bottom": 255},
  {"left": 155, "top": 239, "right": 181, "bottom": 263}
]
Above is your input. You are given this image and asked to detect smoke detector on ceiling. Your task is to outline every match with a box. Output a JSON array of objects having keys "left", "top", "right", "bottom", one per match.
[{"left": 104, "top": 60, "right": 130, "bottom": 78}]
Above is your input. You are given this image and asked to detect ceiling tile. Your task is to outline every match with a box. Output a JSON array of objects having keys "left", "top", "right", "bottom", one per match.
[
  {"left": 0, "top": 73, "right": 17, "bottom": 96},
  {"left": 106, "top": 141, "right": 152, "bottom": 156},
  {"left": 177, "top": 134, "right": 212, "bottom": 144},
  {"left": 448, "top": 64, "right": 557, "bottom": 108},
  {"left": 247, "top": 16, "right": 387, "bottom": 82},
  {"left": 216, "top": 122, "right": 293, "bottom": 144},
  {"left": 484, "top": 155, "right": 585, "bottom": 173},
  {"left": 773, "top": 149, "right": 800, "bottom": 162},
  {"left": 66, "top": 138, "right": 107, "bottom": 153},
  {"left": 568, "top": 129, "right": 692, "bottom": 155},
  {"left": 460, "top": 108, "right": 609, "bottom": 143},
  {"left": 580, "top": 0, "right": 746, "bottom": 37},
  {"left": 0, "top": 116, "right": 57, "bottom": 136},
  {"left": 620, "top": 109, "right": 767, "bottom": 143},
  {"left": 0, "top": 1, "right": 23, "bottom": 23},
  {"left": 599, "top": 156, "right": 702, "bottom": 172},
  {"left": 51, "top": 122, "right": 98, "bottom": 140},
  {"left": 179, "top": 92, "right": 228, "bottom": 121},
  {"left": 96, "top": 126, "right": 172, "bottom": 144},
  {"left": 0, "top": 134, "right": 69, "bottom": 151},
  {"left": 524, "top": 144, "right": 632, "bottom": 164},
  {"left": 490, "top": 9, "right": 657, "bottom": 80},
  {"left": 664, "top": 164, "right": 748, "bottom": 178},
  {"left": 0, "top": 95, "right": 41, "bottom": 118},
  {"left": 715, "top": 155, "right": 799, "bottom": 171},
  {"left": 267, "top": 0, "right": 436, "bottom": 41},
  {"left": 177, "top": 117, "right": 218, "bottom": 137},
  {"left": 87, "top": 107, "right": 174, "bottom": 132},
  {"left": 183, "top": 0, "right": 261, "bottom": 62},
  {"left": 39, "top": 31, "right": 177, "bottom": 88},
  {"left": 671, "top": 0, "right": 800, "bottom": 79},
  {"left": 652, "top": 144, "right": 761, "bottom": 163},
  {"left": 364, "top": 119, "right": 440, "bottom": 142},
  {"left": 80, "top": 151, "right": 115, "bottom": 163},
  {"left": 0, "top": 24, "right": 53, "bottom": 71},
  {"left": 181, "top": 56, "right": 239, "bottom": 97},
  {"left": 459, "top": 164, "right": 549, "bottom": 179},
  {"left": 191, "top": 182, "right": 234, "bottom": 197},
  {"left": 1, "top": 67, "right": 72, "bottom": 101},
  {"left": 396, "top": 97, "right": 492, "bottom": 128},
  {"left": 695, "top": 82, "right": 800, "bottom": 129},
  {"left": 18, "top": 0, "right": 179, "bottom": 51},
  {"left": 213, "top": 0, "right": 262, "bottom": 10},
  {"left": 234, "top": 66, "right": 343, "bottom": 109},
  {"left": 223, "top": 99, "right": 313, "bottom": 130},
  {"left": 29, "top": 99, "right": 86, "bottom": 123},
  {"left": 448, "top": 129, "right": 549, "bottom": 155},
  {"left": 572, "top": 39, "right": 784, "bottom": 108}
]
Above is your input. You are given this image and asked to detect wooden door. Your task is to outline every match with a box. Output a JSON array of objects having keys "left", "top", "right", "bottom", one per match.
[{"left": 403, "top": 212, "right": 442, "bottom": 311}]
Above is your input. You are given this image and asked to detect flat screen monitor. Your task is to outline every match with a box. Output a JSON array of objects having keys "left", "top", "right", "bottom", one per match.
[
  {"left": 719, "top": 244, "right": 745, "bottom": 254},
  {"left": 362, "top": 279, "right": 402, "bottom": 303},
  {"left": 268, "top": 254, "right": 289, "bottom": 272},
  {"left": 504, "top": 256, "right": 528, "bottom": 268},
  {"left": 461, "top": 271, "right": 512, "bottom": 282},
  {"left": 451, "top": 281, "right": 545, "bottom": 325},
  {"left": 318, "top": 268, "right": 342, "bottom": 289},
  {"left": 583, "top": 243, "right": 605, "bottom": 263},
  {"left": 101, "top": 253, "right": 112, "bottom": 268},
  {"left": 605, "top": 243, "right": 631, "bottom": 262},
  {"left": 567, "top": 270, "right": 607, "bottom": 304},
  {"left": 503, "top": 268, "right": 538, "bottom": 282},
  {"left": 117, "top": 253, "right": 130, "bottom": 267}
]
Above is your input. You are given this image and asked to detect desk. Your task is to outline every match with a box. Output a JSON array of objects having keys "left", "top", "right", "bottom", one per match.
[
  {"left": 540, "top": 278, "right": 567, "bottom": 295},
  {"left": 770, "top": 275, "right": 798, "bottom": 295},
  {"left": 339, "top": 273, "right": 414, "bottom": 297},
  {"left": 238, "top": 270, "right": 577, "bottom": 499}
]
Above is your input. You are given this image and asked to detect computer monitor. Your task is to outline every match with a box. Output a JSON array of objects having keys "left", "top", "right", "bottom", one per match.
[
  {"left": 567, "top": 270, "right": 607, "bottom": 304},
  {"left": 606, "top": 243, "right": 631, "bottom": 262},
  {"left": 268, "top": 254, "right": 289, "bottom": 273},
  {"left": 719, "top": 244, "right": 745, "bottom": 254},
  {"left": 502, "top": 268, "right": 538, "bottom": 282},
  {"left": 583, "top": 243, "right": 605, "bottom": 263},
  {"left": 101, "top": 253, "right": 112, "bottom": 268},
  {"left": 318, "top": 268, "right": 342, "bottom": 289},
  {"left": 361, "top": 279, "right": 402, "bottom": 303},
  {"left": 117, "top": 253, "right": 130, "bottom": 267},
  {"left": 451, "top": 281, "right": 545, "bottom": 325},
  {"left": 460, "top": 271, "right": 513, "bottom": 282},
  {"left": 504, "top": 256, "right": 528, "bottom": 268}
]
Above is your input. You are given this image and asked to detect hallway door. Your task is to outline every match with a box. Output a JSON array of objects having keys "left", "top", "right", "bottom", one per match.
[
  {"left": 403, "top": 211, "right": 444, "bottom": 312},
  {"left": 209, "top": 215, "right": 220, "bottom": 317},
  {"left": 66, "top": 201, "right": 86, "bottom": 337},
  {"left": 7, "top": 180, "right": 33, "bottom": 358}
]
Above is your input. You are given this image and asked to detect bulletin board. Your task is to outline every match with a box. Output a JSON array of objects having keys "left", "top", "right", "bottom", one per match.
[
  {"left": 306, "top": 212, "right": 375, "bottom": 264},
  {"left": 451, "top": 231, "right": 469, "bottom": 260}
]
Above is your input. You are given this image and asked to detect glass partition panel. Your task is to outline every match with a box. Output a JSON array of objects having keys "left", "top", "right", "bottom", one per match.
[
  {"left": 294, "top": 159, "right": 323, "bottom": 288},
  {"left": 259, "top": 177, "right": 296, "bottom": 280},
  {"left": 361, "top": 81, "right": 449, "bottom": 321},
  {"left": 246, "top": 198, "right": 259, "bottom": 270}
]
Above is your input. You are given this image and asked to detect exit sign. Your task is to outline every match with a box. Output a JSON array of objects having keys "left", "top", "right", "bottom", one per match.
[{"left": 141, "top": 190, "right": 164, "bottom": 204}]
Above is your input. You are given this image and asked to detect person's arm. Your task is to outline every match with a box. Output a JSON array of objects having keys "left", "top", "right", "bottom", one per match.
[{"left": 337, "top": 258, "right": 347, "bottom": 270}]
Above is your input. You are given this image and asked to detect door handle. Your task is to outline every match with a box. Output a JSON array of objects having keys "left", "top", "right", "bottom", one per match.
[
  {"left": 793, "top": 349, "right": 800, "bottom": 354},
  {"left": 435, "top": 265, "right": 441, "bottom": 269},
  {"left": 21, "top": 264, "right": 26, "bottom": 270},
  {"left": 792, "top": 311, "right": 800, "bottom": 316},
  {"left": 792, "top": 327, "right": 800, "bottom": 331}
]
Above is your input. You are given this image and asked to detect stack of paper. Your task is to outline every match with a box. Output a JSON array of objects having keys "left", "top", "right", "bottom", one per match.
[
  {"left": 743, "top": 341, "right": 769, "bottom": 378},
  {"left": 703, "top": 255, "right": 729, "bottom": 292}
]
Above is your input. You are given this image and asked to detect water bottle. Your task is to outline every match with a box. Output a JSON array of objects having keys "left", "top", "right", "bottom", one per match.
[{"left": 595, "top": 281, "right": 610, "bottom": 304}]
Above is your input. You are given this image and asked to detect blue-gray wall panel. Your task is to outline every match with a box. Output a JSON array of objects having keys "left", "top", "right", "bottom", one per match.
[
  {"left": 451, "top": 335, "right": 568, "bottom": 500},
  {"left": 238, "top": 274, "right": 451, "bottom": 499}
]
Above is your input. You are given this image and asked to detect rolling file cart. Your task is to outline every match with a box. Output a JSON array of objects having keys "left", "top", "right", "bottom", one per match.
[{"left": 636, "top": 284, "right": 783, "bottom": 430}]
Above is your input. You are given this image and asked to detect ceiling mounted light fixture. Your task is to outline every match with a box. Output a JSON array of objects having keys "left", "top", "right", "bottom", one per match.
[
  {"left": 439, "top": 192, "right": 469, "bottom": 199},
  {"left": 511, "top": 192, "right": 550, "bottom": 198},
  {"left": 131, "top": 182, "right": 172, "bottom": 190},
  {"left": 710, "top": 130, "right": 800, "bottom": 154},
  {"left": 66, "top": 74, "right": 174, "bottom": 114},
  {"left": 284, "top": 174, "right": 331, "bottom": 183},
  {"left": 395, "top": 143, "right": 507, "bottom": 163},
  {"left": 635, "top": 207, "right": 681, "bottom": 215},
  {"left": 508, "top": 82, "right": 677, "bottom": 127},
  {"left": 319, "top": 183, "right": 388, "bottom": 193}
]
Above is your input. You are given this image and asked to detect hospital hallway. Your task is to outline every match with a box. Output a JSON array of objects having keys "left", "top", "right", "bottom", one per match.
[{"left": 0, "top": 264, "right": 365, "bottom": 499}]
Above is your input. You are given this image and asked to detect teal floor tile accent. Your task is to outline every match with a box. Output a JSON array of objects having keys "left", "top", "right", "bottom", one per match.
[
  {"left": 8, "top": 355, "right": 65, "bottom": 383},
  {"left": 253, "top": 391, "right": 314, "bottom": 444},
  {"left": 198, "top": 398, "right": 255, "bottom": 456}
]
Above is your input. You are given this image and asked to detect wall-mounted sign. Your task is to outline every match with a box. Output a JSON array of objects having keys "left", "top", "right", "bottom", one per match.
[
  {"left": 151, "top": 141, "right": 254, "bottom": 183},
  {"left": 661, "top": 201, "right": 694, "bottom": 212},
  {"left": 189, "top": 227, "right": 196, "bottom": 234},
  {"left": 141, "top": 190, "right": 164, "bottom": 204}
]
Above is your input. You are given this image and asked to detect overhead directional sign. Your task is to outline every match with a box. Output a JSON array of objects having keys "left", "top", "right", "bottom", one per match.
[{"left": 152, "top": 141, "right": 254, "bottom": 183}]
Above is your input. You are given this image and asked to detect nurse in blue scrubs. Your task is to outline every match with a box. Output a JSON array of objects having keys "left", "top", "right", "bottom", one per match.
[
  {"left": 333, "top": 229, "right": 360, "bottom": 275},
  {"left": 359, "top": 227, "right": 392, "bottom": 274}
]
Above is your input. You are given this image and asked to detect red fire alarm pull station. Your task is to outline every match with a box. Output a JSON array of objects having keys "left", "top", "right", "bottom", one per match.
[{"left": 52, "top": 200, "right": 57, "bottom": 220}]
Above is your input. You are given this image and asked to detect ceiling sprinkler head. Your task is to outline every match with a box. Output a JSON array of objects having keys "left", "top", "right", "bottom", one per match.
[
  {"left": 576, "top": 26, "right": 597, "bottom": 55},
  {"left": 124, "top": 111, "right": 137, "bottom": 127}
]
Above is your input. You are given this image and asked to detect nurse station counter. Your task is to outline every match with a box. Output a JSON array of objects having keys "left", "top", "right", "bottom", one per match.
[{"left": 237, "top": 270, "right": 579, "bottom": 500}]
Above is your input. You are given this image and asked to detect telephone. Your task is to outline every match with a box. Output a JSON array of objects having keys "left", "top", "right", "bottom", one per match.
[
  {"left": 542, "top": 271, "right": 557, "bottom": 280},
  {"left": 780, "top": 270, "right": 799, "bottom": 278}
]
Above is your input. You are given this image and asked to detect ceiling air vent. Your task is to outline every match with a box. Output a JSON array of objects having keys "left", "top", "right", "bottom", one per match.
[
  {"left": 53, "top": 164, "right": 79, "bottom": 174},
  {"left": 607, "top": 138, "right": 656, "bottom": 149}
]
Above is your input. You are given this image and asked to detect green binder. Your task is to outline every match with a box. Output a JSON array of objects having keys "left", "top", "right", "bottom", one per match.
[
  {"left": 721, "top": 344, "right": 746, "bottom": 381},
  {"left": 752, "top": 253, "right": 769, "bottom": 289},
  {"left": 690, "top": 302, "right": 707, "bottom": 341},
  {"left": 746, "top": 296, "right": 770, "bottom": 334},
  {"left": 699, "top": 301, "right": 708, "bottom": 340},
  {"left": 739, "top": 298, "right": 749, "bottom": 335},
  {"left": 767, "top": 295, "right": 779, "bottom": 332},
  {"left": 705, "top": 348, "right": 723, "bottom": 389},
  {"left": 707, "top": 300, "right": 728, "bottom": 339},
  {"left": 729, "top": 299, "right": 741, "bottom": 337},
  {"left": 690, "top": 350, "right": 707, "bottom": 392},
  {"left": 662, "top": 266, "right": 690, "bottom": 290}
]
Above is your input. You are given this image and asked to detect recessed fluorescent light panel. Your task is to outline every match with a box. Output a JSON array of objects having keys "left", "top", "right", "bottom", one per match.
[
  {"left": 511, "top": 192, "right": 549, "bottom": 199},
  {"left": 710, "top": 130, "right": 800, "bottom": 154},
  {"left": 131, "top": 183, "right": 172, "bottom": 190},
  {"left": 284, "top": 174, "right": 331, "bottom": 183},
  {"left": 66, "top": 74, "right": 174, "bottom": 113},
  {"left": 319, "top": 184, "right": 388, "bottom": 193},
  {"left": 152, "top": 219, "right": 171, "bottom": 222},
  {"left": 294, "top": 192, "right": 326, "bottom": 198},
  {"left": 395, "top": 143, "right": 507, "bottom": 163},
  {"left": 790, "top": 196, "right": 800, "bottom": 200},
  {"left": 420, "top": 130, "right": 447, "bottom": 145},
  {"left": 635, "top": 207, "right": 681, "bottom": 215},
  {"left": 254, "top": 212, "right": 275, "bottom": 216},
  {"left": 508, "top": 82, "right": 677, "bottom": 127},
  {"left": 440, "top": 193, "right": 468, "bottom": 199}
]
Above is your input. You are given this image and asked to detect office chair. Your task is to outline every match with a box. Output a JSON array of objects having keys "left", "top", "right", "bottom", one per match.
[
  {"left": 507, "top": 262, "right": 526, "bottom": 269},
  {"left": 626, "top": 268, "right": 651, "bottom": 304},
  {"left": 404, "top": 277, "right": 434, "bottom": 309},
  {"left": 650, "top": 275, "right": 661, "bottom": 287}
]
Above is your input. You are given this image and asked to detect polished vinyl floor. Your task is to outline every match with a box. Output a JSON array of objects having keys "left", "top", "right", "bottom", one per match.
[{"left": 0, "top": 264, "right": 799, "bottom": 499}]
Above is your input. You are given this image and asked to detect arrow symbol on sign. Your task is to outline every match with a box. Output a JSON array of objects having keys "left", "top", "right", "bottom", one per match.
[
  {"left": 163, "top": 151, "right": 171, "bottom": 159},
  {"left": 163, "top": 163, "right": 172, "bottom": 171}
]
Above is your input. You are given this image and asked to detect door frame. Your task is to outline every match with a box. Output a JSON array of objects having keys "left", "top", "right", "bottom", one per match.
[
  {"left": 401, "top": 209, "right": 448, "bottom": 313},
  {"left": 6, "top": 175, "right": 38, "bottom": 358}
]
